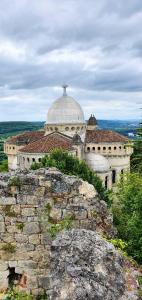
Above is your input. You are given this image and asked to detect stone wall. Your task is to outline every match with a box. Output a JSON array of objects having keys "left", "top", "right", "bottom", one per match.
[{"left": 0, "top": 168, "right": 114, "bottom": 297}]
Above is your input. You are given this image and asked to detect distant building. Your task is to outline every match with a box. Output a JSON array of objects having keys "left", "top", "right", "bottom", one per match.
[{"left": 4, "top": 85, "right": 133, "bottom": 189}]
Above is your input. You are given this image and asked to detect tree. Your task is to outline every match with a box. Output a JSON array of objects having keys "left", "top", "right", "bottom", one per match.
[
  {"left": 31, "top": 148, "right": 110, "bottom": 203},
  {"left": 131, "top": 119, "right": 142, "bottom": 174},
  {"left": 112, "top": 172, "right": 142, "bottom": 263}
]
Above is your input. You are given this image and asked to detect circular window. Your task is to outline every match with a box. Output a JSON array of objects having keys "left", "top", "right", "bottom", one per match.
[
  {"left": 71, "top": 127, "right": 75, "bottom": 131},
  {"left": 65, "top": 127, "right": 69, "bottom": 131}
]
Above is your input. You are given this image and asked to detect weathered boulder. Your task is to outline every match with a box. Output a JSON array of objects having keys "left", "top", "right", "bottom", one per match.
[{"left": 49, "top": 229, "right": 125, "bottom": 300}]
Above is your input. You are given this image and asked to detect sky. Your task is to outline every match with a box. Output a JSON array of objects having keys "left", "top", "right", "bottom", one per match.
[{"left": 0, "top": 0, "right": 142, "bottom": 121}]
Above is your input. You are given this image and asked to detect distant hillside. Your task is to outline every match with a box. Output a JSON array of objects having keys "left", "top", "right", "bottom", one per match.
[
  {"left": 0, "top": 121, "right": 44, "bottom": 139},
  {"left": 0, "top": 119, "right": 140, "bottom": 140}
]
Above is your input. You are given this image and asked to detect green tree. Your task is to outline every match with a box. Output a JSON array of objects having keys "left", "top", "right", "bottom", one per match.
[
  {"left": 112, "top": 172, "right": 142, "bottom": 263},
  {"left": 0, "top": 160, "right": 8, "bottom": 172},
  {"left": 31, "top": 148, "right": 110, "bottom": 203},
  {"left": 131, "top": 119, "right": 142, "bottom": 174}
]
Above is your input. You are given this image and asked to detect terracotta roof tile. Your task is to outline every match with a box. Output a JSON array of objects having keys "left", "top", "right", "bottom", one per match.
[
  {"left": 20, "top": 132, "right": 73, "bottom": 153},
  {"left": 7, "top": 131, "right": 45, "bottom": 145},
  {"left": 85, "top": 130, "right": 129, "bottom": 143}
]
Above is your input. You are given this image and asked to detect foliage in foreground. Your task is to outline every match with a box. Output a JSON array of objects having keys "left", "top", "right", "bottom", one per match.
[
  {"left": 4, "top": 288, "right": 47, "bottom": 300},
  {"left": 0, "top": 159, "right": 8, "bottom": 172},
  {"left": 31, "top": 148, "right": 109, "bottom": 203},
  {"left": 112, "top": 172, "right": 142, "bottom": 264}
]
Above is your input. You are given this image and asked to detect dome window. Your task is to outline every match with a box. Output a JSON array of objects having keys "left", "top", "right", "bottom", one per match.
[
  {"left": 71, "top": 127, "right": 75, "bottom": 131},
  {"left": 65, "top": 127, "right": 69, "bottom": 131}
]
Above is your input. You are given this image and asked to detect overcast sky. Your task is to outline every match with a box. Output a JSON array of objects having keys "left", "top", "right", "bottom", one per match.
[{"left": 0, "top": 0, "right": 142, "bottom": 121}]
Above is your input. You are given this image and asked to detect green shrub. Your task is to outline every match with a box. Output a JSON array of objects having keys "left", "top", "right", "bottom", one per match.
[
  {"left": 5, "top": 289, "right": 33, "bottom": 300},
  {"left": 3, "top": 205, "right": 17, "bottom": 217},
  {"left": 112, "top": 172, "right": 142, "bottom": 264},
  {"left": 31, "top": 149, "right": 110, "bottom": 203},
  {"left": 2, "top": 243, "right": 16, "bottom": 253},
  {"left": 8, "top": 176, "right": 21, "bottom": 187},
  {"left": 0, "top": 159, "right": 8, "bottom": 172},
  {"left": 16, "top": 222, "right": 24, "bottom": 230}
]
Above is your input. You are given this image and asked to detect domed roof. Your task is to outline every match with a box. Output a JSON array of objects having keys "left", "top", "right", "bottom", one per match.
[
  {"left": 85, "top": 153, "right": 110, "bottom": 173},
  {"left": 46, "top": 85, "right": 85, "bottom": 124}
]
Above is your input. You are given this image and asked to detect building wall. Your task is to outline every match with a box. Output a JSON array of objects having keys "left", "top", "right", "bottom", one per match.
[
  {"left": 44, "top": 123, "right": 86, "bottom": 138},
  {"left": 85, "top": 142, "right": 133, "bottom": 157},
  {"left": 0, "top": 169, "right": 115, "bottom": 295},
  {"left": 18, "top": 150, "right": 77, "bottom": 170},
  {"left": 4, "top": 143, "right": 24, "bottom": 170}
]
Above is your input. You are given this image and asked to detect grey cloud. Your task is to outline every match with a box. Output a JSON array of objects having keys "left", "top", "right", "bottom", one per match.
[{"left": 0, "top": 0, "right": 141, "bottom": 120}]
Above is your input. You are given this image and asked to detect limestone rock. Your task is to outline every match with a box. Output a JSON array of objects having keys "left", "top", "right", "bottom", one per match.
[{"left": 50, "top": 229, "right": 125, "bottom": 300}]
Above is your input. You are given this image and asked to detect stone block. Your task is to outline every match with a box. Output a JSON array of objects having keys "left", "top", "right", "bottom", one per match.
[
  {"left": 38, "top": 276, "right": 50, "bottom": 288},
  {"left": 15, "top": 234, "right": 28, "bottom": 243},
  {"left": 0, "top": 197, "right": 16, "bottom": 205},
  {"left": 29, "top": 234, "right": 40, "bottom": 245},
  {"left": 15, "top": 266, "right": 24, "bottom": 274},
  {"left": 0, "top": 214, "right": 4, "bottom": 221},
  {"left": 23, "top": 222, "right": 40, "bottom": 235},
  {"left": 0, "top": 279, "right": 8, "bottom": 290},
  {"left": 21, "top": 208, "right": 35, "bottom": 216},
  {"left": 0, "top": 261, "right": 8, "bottom": 271},
  {"left": 0, "top": 222, "right": 5, "bottom": 233},
  {"left": 8, "top": 260, "right": 17, "bottom": 268}
]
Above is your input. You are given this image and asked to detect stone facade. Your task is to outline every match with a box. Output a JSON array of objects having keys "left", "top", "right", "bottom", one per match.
[
  {"left": 0, "top": 168, "right": 115, "bottom": 297},
  {"left": 0, "top": 168, "right": 140, "bottom": 299}
]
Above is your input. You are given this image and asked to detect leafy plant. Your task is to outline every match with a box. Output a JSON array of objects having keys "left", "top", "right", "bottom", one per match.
[
  {"left": 8, "top": 176, "right": 21, "bottom": 187},
  {"left": 2, "top": 243, "right": 16, "bottom": 253},
  {"left": 31, "top": 149, "right": 110, "bottom": 203},
  {"left": 16, "top": 222, "right": 24, "bottom": 230},
  {"left": 47, "top": 215, "right": 74, "bottom": 238},
  {"left": 5, "top": 288, "right": 33, "bottom": 300},
  {"left": 3, "top": 205, "right": 17, "bottom": 217},
  {"left": 112, "top": 172, "right": 142, "bottom": 264}
]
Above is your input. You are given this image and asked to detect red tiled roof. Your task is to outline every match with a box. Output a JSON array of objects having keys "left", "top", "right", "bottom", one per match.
[
  {"left": 6, "top": 131, "right": 45, "bottom": 145},
  {"left": 20, "top": 132, "right": 73, "bottom": 153},
  {"left": 85, "top": 130, "right": 129, "bottom": 143}
]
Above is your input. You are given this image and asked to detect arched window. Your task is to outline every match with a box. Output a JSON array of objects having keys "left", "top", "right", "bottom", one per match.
[
  {"left": 87, "top": 147, "right": 90, "bottom": 152},
  {"left": 32, "top": 158, "right": 35, "bottom": 162},
  {"left": 98, "top": 146, "right": 101, "bottom": 151},
  {"left": 114, "top": 146, "right": 117, "bottom": 150},
  {"left": 119, "top": 146, "right": 122, "bottom": 150},
  {"left": 92, "top": 147, "right": 95, "bottom": 151},
  {"left": 39, "top": 158, "right": 41, "bottom": 162},
  {"left": 121, "top": 169, "right": 124, "bottom": 174},
  {"left": 105, "top": 176, "right": 108, "bottom": 189},
  {"left": 27, "top": 157, "right": 30, "bottom": 162},
  {"left": 103, "top": 147, "right": 106, "bottom": 150},
  {"left": 112, "top": 170, "right": 116, "bottom": 184},
  {"left": 108, "top": 146, "right": 111, "bottom": 150}
]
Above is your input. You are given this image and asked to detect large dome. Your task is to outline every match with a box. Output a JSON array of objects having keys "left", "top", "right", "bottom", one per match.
[
  {"left": 85, "top": 153, "right": 111, "bottom": 173},
  {"left": 46, "top": 86, "right": 85, "bottom": 124}
]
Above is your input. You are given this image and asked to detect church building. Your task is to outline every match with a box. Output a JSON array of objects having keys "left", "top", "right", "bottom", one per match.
[{"left": 4, "top": 85, "right": 133, "bottom": 189}]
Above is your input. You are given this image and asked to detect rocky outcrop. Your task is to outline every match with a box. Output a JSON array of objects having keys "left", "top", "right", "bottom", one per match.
[
  {"left": 50, "top": 229, "right": 125, "bottom": 300},
  {"left": 0, "top": 168, "right": 141, "bottom": 299}
]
